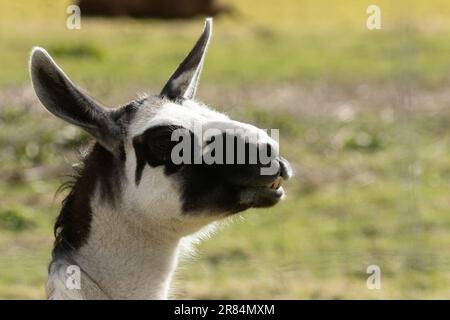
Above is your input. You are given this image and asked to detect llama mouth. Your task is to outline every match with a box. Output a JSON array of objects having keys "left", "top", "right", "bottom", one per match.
[{"left": 240, "top": 179, "right": 285, "bottom": 208}]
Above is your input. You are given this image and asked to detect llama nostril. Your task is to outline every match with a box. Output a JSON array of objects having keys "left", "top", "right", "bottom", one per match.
[{"left": 279, "top": 157, "right": 292, "bottom": 180}]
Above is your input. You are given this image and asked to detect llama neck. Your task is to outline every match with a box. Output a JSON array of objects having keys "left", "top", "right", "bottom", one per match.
[
  {"left": 55, "top": 201, "right": 183, "bottom": 300},
  {"left": 48, "top": 143, "right": 212, "bottom": 299}
]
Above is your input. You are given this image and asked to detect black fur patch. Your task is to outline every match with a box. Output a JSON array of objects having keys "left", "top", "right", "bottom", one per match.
[
  {"left": 132, "top": 125, "right": 184, "bottom": 185},
  {"left": 53, "top": 143, "right": 126, "bottom": 256},
  {"left": 132, "top": 125, "right": 280, "bottom": 215}
]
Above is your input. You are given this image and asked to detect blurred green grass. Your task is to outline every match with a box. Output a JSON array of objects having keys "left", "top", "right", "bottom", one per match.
[
  {"left": 1, "top": 0, "right": 450, "bottom": 88},
  {"left": 0, "top": 0, "right": 449, "bottom": 299}
]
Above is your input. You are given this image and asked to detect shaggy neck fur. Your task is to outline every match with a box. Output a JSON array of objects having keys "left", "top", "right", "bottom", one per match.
[{"left": 47, "top": 143, "right": 198, "bottom": 300}]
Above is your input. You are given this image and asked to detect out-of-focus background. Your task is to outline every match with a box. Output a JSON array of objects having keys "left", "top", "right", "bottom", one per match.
[{"left": 0, "top": 0, "right": 449, "bottom": 299}]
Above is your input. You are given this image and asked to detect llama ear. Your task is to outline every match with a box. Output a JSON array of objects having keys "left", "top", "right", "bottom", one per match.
[
  {"left": 160, "top": 18, "right": 212, "bottom": 100},
  {"left": 29, "top": 47, "right": 121, "bottom": 153}
]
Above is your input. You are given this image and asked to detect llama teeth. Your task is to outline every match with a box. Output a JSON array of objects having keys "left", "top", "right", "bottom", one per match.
[
  {"left": 275, "top": 177, "right": 282, "bottom": 189},
  {"left": 277, "top": 177, "right": 284, "bottom": 189},
  {"left": 266, "top": 182, "right": 275, "bottom": 189},
  {"left": 266, "top": 177, "right": 283, "bottom": 190}
]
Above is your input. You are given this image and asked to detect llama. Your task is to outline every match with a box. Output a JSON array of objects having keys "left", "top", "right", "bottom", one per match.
[{"left": 29, "top": 19, "right": 292, "bottom": 299}]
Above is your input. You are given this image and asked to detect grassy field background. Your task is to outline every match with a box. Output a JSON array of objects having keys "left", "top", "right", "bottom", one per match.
[{"left": 0, "top": 0, "right": 449, "bottom": 299}]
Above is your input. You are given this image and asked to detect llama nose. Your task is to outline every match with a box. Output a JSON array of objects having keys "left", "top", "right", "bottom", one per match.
[
  {"left": 279, "top": 157, "right": 292, "bottom": 180},
  {"left": 263, "top": 157, "right": 292, "bottom": 190},
  {"left": 262, "top": 157, "right": 292, "bottom": 183}
]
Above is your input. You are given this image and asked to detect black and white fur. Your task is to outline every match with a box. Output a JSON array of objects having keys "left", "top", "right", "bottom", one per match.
[{"left": 29, "top": 19, "right": 292, "bottom": 300}]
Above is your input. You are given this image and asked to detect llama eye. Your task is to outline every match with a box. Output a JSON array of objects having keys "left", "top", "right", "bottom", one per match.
[
  {"left": 147, "top": 140, "right": 174, "bottom": 162},
  {"left": 134, "top": 125, "right": 190, "bottom": 170},
  {"left": 150, "top": 141, "right": 169, "bottom": 152}
]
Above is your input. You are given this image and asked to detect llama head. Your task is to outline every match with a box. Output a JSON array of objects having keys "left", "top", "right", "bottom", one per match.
[{"left": 29, "top": 19, "right": 292, "bottom": 236}]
